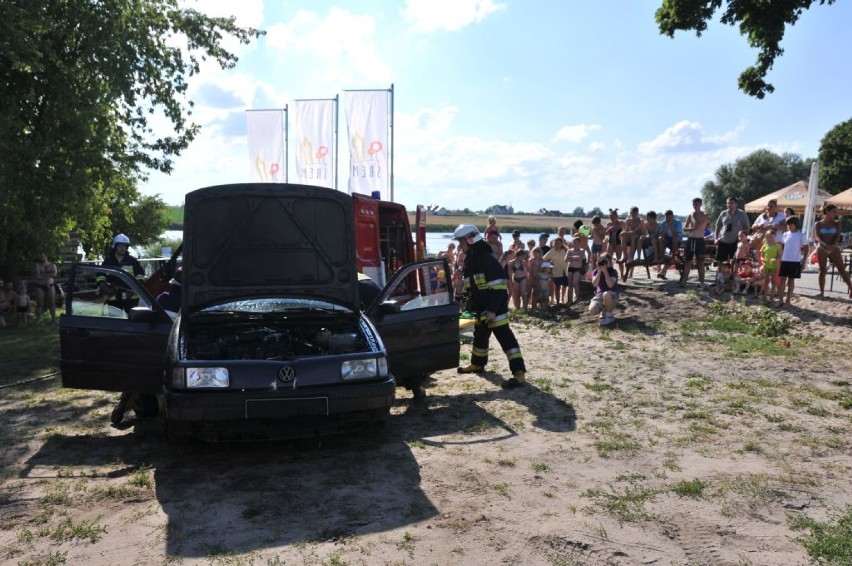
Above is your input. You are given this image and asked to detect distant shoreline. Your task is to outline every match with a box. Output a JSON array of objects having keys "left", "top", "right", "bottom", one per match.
[
  {"left": 167, "top": 214, "right": 589, "bottom": 234},
  {"left": 407, "top": 213, "right": 590, "bottom": 233}
]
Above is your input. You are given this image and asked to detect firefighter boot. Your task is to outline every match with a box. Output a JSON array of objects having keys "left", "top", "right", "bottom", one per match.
[
  {"left": 501, "top": 371, "right": 527, "bottom": 389},
  {"left": 110, "top": 392, "right": 131, "bottom": 425},
  {"left": 457, "top": 364, "right": 484, "bottom": 374}
]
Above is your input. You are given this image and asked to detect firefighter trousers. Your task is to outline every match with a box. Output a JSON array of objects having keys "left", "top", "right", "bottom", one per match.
[{"left": 469, "top": 314, "right": 526, "bottom": 373}]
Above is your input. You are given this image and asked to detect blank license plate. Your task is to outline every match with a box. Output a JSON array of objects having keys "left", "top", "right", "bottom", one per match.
[{"left": 245, "top": 397, "right": 329, "bottom": 419}]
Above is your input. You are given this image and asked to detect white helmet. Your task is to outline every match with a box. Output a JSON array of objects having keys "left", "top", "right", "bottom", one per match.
[
  {"left": 452, "top": 223, "right": 483, "bottom": 243},
  {"left": 113, "top": 233, "right": 131, "bottom": 248}
]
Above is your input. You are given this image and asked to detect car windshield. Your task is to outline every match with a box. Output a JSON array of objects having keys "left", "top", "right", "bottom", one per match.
[{"left": 202, "top": 297, "right": 353, "bottom": 315}]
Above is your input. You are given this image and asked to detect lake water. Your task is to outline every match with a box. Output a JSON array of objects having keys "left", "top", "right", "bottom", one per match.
[{"left": 164, "top": 230, "right": 548, "bottom": 257}]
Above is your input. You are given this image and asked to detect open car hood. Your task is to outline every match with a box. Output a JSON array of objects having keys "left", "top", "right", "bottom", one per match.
[{"left": 182, "top": 183, "right": 358, "bottom": 313}]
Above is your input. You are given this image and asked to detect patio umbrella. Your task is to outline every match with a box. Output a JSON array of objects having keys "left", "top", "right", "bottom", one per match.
[
  {"left": 744, "top": 180, "right": 831, "bottom": 215},
  {"left": 825, "top": 187, "right": 852, "bottom": 213}
]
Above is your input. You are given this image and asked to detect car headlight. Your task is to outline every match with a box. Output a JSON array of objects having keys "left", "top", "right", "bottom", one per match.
[
  {"left": 341, "top": 357, "right": 388, "bottom": 380},
  {"left": 185, "top": 367, "right": 229, "bottom": 388}
]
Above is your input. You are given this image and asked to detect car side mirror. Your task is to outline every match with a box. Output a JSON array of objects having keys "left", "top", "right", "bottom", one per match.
[
  {"left": 128, "top": 306, "right": 155, "bottom": 323},
  {"left": 378, "top": 300, "right": 401, "bottom": 315}
]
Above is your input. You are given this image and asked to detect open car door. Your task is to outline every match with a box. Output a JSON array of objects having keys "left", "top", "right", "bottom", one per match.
[
  {"left": 59, "top": 264, "right": 173, "bottom": 393},
  {"left": 366, "top": 259, "right": 459, "bottom": 380}
]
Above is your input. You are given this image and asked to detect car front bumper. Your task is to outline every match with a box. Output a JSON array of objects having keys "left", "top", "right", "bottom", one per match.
[{"left": 164, "top": 377, "right": 395, "bottom": 423}]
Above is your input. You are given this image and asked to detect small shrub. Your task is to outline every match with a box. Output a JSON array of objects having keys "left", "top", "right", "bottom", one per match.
[{"left": 673, "top": 478, "right": 707, "bottom": 498}]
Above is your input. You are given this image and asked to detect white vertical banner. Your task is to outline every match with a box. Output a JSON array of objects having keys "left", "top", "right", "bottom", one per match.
[
  {"left": 344, "top": 90, "right": 388, "bottom": 196},
  {"left": 293, "top": 99, "right": 335, "bottom": 189},
  {"left": 246, "top": 109, "right": 286, "bottom": 183},
  {"left": 803, "top": 162, "right": 820, "bottom": 244}
]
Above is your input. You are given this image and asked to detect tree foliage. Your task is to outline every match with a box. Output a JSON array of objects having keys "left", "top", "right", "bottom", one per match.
[
  {"left": 819, "top": 118, "right": 852, "bottom": 193},
  {"left": 655, "top": 0, "right": 836, "bottom": 98},
  {"left": 701, "top": 150, "right": 814, "bottom": 219},
  {"left": 0, "top": 0, "right": 261, "bottom": 275}
]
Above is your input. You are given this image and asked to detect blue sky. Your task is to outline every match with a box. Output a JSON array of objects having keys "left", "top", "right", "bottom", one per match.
[{"left": 141, "top": 0, "right": 852, "bottom": 215}]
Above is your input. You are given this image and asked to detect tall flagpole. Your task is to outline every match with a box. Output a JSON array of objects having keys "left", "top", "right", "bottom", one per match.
[
  {"left": 334, "top": 95, "right": 339, "bottom": 192},
  {"left": 389, "top": 83, "right": 395, "bottom": 202},
  {"left": 284, "top": 104, "right": 289, "bottom": 183}
]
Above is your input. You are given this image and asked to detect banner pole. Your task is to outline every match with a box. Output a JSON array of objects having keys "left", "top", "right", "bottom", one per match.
[
  {"left": 334, "top": 95, "right": 339, "bottom": 193},
  {"left": 389, "top": 84, "right": 394, "bottom": 202},
  {"left": 284, "top": 105, "right": 289, "bottom": 183}
]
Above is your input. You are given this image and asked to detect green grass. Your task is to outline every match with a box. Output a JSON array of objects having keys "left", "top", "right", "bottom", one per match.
[
  {"left": 0, "top": 320, "right": 61, "bottom": 385},
  {"left": 583, "top": 485, "right": 657, "bottom": 523},
  {"left": 672, "top": 478, "right": 707, "bottom": 498},
  {"left": 677, "top": 303, "right": 796, "bottom": 358},
  {"left": 789, "top": 506, "right": 852, "bottom": 564}
]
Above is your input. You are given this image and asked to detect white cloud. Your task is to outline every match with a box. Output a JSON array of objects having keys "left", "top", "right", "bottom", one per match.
[
  {"left": 264, "top": 9, "right": 392, "bottom": 86},
  {"left": 402, "top": 0, "right": 506, "bottom": 32},
  {"left": 184, "top": 0, "right": 264, "bottom": 28},
  {"left": 552, "top": 124, "right": 602, "bottom": 144},
  {"left": 638, "top": 120, "right": 745, "bottom": 155}
]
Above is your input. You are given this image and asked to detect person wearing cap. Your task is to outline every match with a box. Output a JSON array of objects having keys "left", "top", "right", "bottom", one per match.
[
  {"left": 98, "top": 234, "right": 146, "bottom": 312},
  {"left": 453, "top": 223, "right": 527, "bottom": 388},
  {"left": 100, "top": 233, "right": 155, "bottom": 425},
  {"left": 536, "top": 261, "right": 553, "bottom": 310}
]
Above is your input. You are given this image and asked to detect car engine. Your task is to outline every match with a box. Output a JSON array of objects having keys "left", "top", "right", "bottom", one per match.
[{"left": 185, "top": 320, "right": 370, "bottom": 361}]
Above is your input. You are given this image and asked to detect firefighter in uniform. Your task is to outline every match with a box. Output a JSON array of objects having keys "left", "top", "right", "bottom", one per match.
[
  {"left": 98, "top": 234, "right": 157, "bottom": 425},
  {"left": 453, "top": 224, "right": 527, "bottom": 388},
  {"left": 98, "top": 233, "right": 146, "bottom": 312}
]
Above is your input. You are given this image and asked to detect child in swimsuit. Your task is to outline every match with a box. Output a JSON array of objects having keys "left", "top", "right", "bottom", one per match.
[
  {"left": 528, "top": 247, "right": 543, "bottom": 308},
  {"left": 565, "top": 237, "right": 585, "bottom": 305},
  {"left": 734, "top": 230, "right": 751, "bottom": 264},
  {"left": 621, "top": 206, "right": 643, "bottom": 264},
  {"left": 605, "top": 209, "right": 624, "bottom": 277},
  {"left": 536, "top": 262, "right": 553, "bottom": 311},
  {"left": 590, "top": 216, "right": 606, "bottom": 266},
  {"left": 16, "top": 281, "right": 30, "bottom": 326}
]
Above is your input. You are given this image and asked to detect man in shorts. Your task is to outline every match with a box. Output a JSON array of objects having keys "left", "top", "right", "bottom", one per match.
[{"left": 679, "top": 197, "right": 709, "bottom": 287}]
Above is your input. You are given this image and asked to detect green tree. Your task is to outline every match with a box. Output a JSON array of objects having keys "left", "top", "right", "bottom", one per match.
[
  {"left": 571, "top": 206, "right": 586, "bottom": 216},
  {"left": 701, "top": 150, "right": 814, "bottom": 219},
  {"left": 0, "top": 0, "right": 261, "bottom": 276},
  {"left": 656, "top": 0, "right": 837, "bottom": 98},
  {"left": 819, "top": 118, "right": 852, "bottom": 193}
]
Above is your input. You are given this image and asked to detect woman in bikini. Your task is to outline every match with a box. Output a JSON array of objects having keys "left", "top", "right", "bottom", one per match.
[
  {"left": 510, "top": 250, "right": 530, "bottom": 310},
  {"left": 813, "top": 203, "right": 852, "bottom": 298}
]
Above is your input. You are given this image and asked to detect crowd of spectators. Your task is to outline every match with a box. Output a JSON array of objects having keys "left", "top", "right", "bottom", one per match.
[{"left": 438, "top": 200, "right": 851, "bottom": 326}]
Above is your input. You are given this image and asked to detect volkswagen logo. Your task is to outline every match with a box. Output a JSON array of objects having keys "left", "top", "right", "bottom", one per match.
[{"left": 278, "top": 366, "right": 296, "bottom": 383}]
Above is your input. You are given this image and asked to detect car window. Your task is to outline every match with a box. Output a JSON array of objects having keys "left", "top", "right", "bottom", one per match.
[
  {"left": 389, "top": 262, "right": 452, "bottom": 311},
  {"left": 69, "top": 266, "right": 152, "bottom": 319}
]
